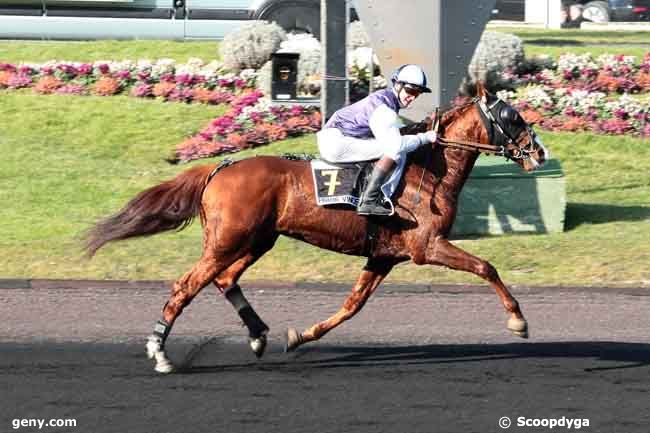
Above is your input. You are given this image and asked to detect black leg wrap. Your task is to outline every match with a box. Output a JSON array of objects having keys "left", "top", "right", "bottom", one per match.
[
  {"left": 224, "top": 285, "right": 269, "bottom": 338},
  {"left": 153, "top": 319, "right": 171, "bottom": 342},
  {"left": 238, "top": 306, "right": 269, "bottom": 338}
]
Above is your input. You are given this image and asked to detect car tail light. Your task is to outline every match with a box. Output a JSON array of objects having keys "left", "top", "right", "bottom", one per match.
[{"left": 633, "top": 6, "right": 649, "bottom": 13}]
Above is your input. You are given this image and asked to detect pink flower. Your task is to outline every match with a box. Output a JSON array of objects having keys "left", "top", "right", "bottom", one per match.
[
  {"left": 7, "top": 74, "right": 32, "bottom": 89},
  {"left": 78, "top": 64, "right": 93, "bottom": 75},
  {"left": 56, "top": 84, "right": 87, "bottom": 95},
  {"left": 116, "top": 70, "right": 132, "bottom": 80},
  {"left": 0, "top": 63, "right": 16, "bottom": 72},
  {"left": 18, "top": 66, "right": 36, "bottom": 75},
  {"left": 175, "top": 73, "right": 193, "bottom": 86},
  {"left": 97, "top": 64, "right": 110, "bottom": 75},
  {"left": 642, "top": 123, "right": 650, "bottom": 137},
  {"left": 160, "top": 72, "right": 175, "bottom": 83},
  {"left": 137, "top": 71, "right": 151, "bottom": 82},
  {"left": 613, "top": 108, "right": 628, "bottom": 119},
  {"left": 130, "top": 83, "right": 153, "bottom": 98}
]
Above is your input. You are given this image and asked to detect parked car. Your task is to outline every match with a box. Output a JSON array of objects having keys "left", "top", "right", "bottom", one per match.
[
  {"left": 491, "top": 0, "right": 526, "bottom": 21},
  {"left": 490, "top": 0, "right": 650, "bottom": 22},
  {"left": 580, "top": 0, "right": 650, "bottom": 22},
  {"left": 0, "top": 0, "right": 341, "bottom": 40}
]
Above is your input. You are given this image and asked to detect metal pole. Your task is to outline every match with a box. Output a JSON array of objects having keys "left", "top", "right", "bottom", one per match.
[{"left": 320, "top": 0, "right": 348, "bottom": 126}]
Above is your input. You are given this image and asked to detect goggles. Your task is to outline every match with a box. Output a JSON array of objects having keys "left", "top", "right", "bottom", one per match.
[{"left": 401, "top": 83, "right": 424, "bottom": 97}]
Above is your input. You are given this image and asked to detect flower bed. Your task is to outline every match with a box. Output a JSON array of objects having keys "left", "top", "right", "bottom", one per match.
[
  {"left": 170, "top": 91, "right": 321, "bottom": 163},
  {"left": 1, "top": 52, "right": 648, "bottom": 164},
  {"left": 497, "top": 53, "right": 650, "bottom": 137},
  {"left": 0, "top": 58, "right": 256, "bottom": 101}
]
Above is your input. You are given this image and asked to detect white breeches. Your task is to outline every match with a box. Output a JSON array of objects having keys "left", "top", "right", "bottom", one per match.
[
  {"left": 316, "top": 127, "right": 414, "bottom": 199},
  {"left": 317, "top": 127, "right": 412, "bottom": 163}
]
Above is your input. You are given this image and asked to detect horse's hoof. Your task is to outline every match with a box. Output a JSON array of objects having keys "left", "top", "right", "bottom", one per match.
[
  {"left": 250, "top": 334, "right": 267, "bottom": 359},
  {"left": 152, "top": 351, "right": 175, "bottom": 374},
  {"left": 154, "top": 358, "right": 175, "bottom": 374},
  {"left": 507, "top": 317, "right": 529, "bottom": 339},
  {"left": 285, "top": 328, "right": 303, "bottom": 352}
]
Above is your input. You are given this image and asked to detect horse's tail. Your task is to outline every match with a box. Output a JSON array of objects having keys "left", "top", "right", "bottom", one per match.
[{"left": 85, "top": 164, "right": 216, "bottom": 257}]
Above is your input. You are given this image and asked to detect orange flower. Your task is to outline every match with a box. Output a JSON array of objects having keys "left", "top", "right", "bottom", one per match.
[
  {"left": 256, "top": 123, "right": 287, "bottom": 141},
  {"left": 285, "top": 116, "right": 310, "bottom": 129},
  {"left": 636, "top": 72, "right": 650, "bottom": 91},
  {"left": 225, "top": 133, "right": 249, "bottom": 149},
  {"left": 559, "top": 116, "right": 588, "bottom": 132},
  {"left": 594, "top": 73, "right": 620, "bottom": 92},
  {"left": 152, "top": 82, "right": 177, "bottom": 98},
  {"left": 520, "top": 109, "right": 544, "bottom": 125},
  {"left": 93, "top": 77, "right": 121, "bottom": 96},
  {"left": 191, "top": 87, "right": 217, "bottom": 104},
  {"left": 33, "top": 76, "right": 63, "bottom": 94},
  {"left": 0, "top": 71, "right": 15, "bottom": 87}
]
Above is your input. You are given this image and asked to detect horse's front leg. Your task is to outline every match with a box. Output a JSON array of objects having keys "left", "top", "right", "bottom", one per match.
[
  {"left": 425, "top": 236, "right": 529, "bottom": 338},
  {"left": 285, "top": 258, "right": 394, "bottom": 351}
]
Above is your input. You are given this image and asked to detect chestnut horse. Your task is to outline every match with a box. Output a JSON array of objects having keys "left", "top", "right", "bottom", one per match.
[{"left": 86, "top": 83, "right": 548, "bottom": 373}]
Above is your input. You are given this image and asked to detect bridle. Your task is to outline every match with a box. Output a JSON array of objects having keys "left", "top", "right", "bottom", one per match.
[{"left": 434, "top": 97, "right": 539, "bottom": 161}]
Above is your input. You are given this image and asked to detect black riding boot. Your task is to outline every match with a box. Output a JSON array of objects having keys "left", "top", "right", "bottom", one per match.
[{"left": 357, "top": 164, "right": 393, "bottom": 216}]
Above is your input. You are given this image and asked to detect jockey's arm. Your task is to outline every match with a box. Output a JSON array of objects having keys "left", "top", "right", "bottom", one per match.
[{"left": 368, "top": 105, "right": 435, "bottom": 159}]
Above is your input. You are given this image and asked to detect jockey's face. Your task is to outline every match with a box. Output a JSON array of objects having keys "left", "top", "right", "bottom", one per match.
[{"left": 396, "top": 83, "right": 422, "bottom": 108}]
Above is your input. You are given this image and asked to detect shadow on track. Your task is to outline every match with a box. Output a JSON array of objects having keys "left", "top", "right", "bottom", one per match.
[{"left": 178, "top": 340, "right": 650, "bottom": 374}]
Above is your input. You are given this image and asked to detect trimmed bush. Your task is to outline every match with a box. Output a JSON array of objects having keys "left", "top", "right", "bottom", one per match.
[
  {"left": 220, "top": 21, "right": 287, "bottom": 72},
  {"left": 348, "top": 21, "right": 371, "bottom": 50},
  {"left": 461, "top": 31, "right": 525, "bottom": 95}
]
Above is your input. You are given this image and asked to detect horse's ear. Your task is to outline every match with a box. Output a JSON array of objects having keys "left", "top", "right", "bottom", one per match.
[{"left": 476, "top": 81, "right": 488, "bottom": 102}]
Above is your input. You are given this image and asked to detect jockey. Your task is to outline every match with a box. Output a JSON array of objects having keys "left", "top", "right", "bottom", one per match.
[{"left": 317, "top": 64, "right": 438, "bottom": 216}]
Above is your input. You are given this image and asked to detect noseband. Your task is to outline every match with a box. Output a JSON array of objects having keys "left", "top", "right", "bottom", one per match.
[{"left": 436, "top": 97, "right": 537, "bottom": 161}]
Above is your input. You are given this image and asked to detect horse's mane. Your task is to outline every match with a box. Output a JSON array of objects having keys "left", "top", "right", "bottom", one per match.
[{"left": 403, "top": 98, "right": 477, "bottom": 167}]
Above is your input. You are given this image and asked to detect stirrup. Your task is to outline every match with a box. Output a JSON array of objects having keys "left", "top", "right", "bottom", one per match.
[{"left": 357, "top": 198, "right": 393, "bottom": 216}]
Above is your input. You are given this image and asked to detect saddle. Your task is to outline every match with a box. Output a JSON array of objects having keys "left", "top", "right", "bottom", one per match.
[{"left": 310, "top": 159, "right": 376, "bottom": 207}]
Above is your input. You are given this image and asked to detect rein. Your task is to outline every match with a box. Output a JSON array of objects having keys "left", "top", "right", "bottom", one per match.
[{"left": 432, "top": 98, "right": 533, "bottom": 160}]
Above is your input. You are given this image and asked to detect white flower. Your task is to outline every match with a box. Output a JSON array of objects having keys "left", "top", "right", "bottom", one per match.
[
  {"left": 111, "top": 60, "right": 135, "bottom": 71},
  {"left": 520, "top": 85, "right": 553, "bottom": 108},
  {"left": 557, "top": 53, "right": 597, "bottom": 72},
  {"left": 496, "top": 89, "right": 516, "bottom": 102},
  {"left": 239, "top": 69, "right": 257, "bottom": 80},
  {"left": 136, "top": 59, "right": 153, "bottom": 70},
  {"left": 152, "top": 58, "right": 176, "bottom": 76}
]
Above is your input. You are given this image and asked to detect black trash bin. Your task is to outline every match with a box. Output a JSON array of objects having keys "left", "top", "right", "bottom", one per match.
[{"left": 271, "top": 52, "right": 299, "bottom": 101}]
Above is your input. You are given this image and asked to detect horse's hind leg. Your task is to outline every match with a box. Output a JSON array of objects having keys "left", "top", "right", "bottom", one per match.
[
  {"left": 213, "top": 235, "right": 279, "bottom": 359},
  {"left": 145, "top": 215, "right": 245, "bottom": 373},
  {"left": 145, "top": 250, "right": 230, "bottom": 373},
  {"left": 426, "top": 237, "right": 528, "bottom": 338},
  {"left": 285, "top": 258, "right": 394, "bottom": 352}
]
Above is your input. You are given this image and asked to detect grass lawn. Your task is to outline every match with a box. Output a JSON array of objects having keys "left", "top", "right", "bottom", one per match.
[
  {"left": 0, "top": 33, "right": 649, "bottom": 287},
  {"left": 0, "top": 91, "right": 648, "bottom": 287},
  {"left": 0, "top": 40, "right": 221, "bottom": 64},
  {"left": 492, "top": 27, "right": 650, "bottom": 58}
]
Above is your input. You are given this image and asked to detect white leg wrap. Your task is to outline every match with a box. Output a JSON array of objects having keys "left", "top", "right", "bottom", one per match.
[{"left": 146, "top": 335, "right": 175, "bottom": 374}]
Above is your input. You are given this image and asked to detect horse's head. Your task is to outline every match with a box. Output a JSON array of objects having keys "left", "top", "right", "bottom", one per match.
[{"left": 474, "top": 82, "right": 548, "bottom": 172}]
